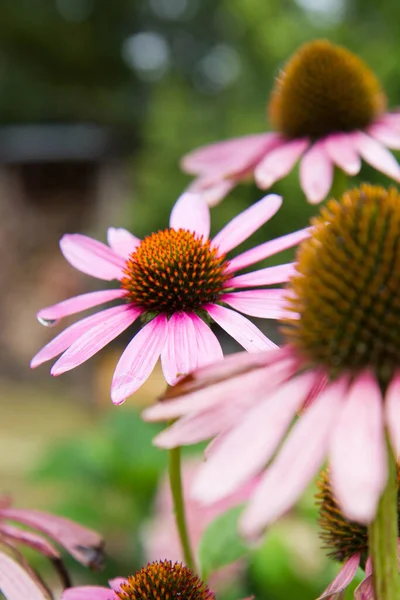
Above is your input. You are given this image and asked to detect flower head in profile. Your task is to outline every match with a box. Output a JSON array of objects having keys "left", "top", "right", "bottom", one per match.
[
  {"left": 145, "top": 184, "right": 400, "bottom": 536},
  {"left": 315, "top": 469, "right": 400, "bottom": 599},
  {"left": 61, "top": 560, "right": 253, "bottom": 600},
  {"left": 32, "top": 192, "right": 307, "bottom": 404},
  {"left": 182, "top": 40, "right": 400, "bottom": 205},
  {"left": 0, "top": 495, "right": 104, "bottom": 599}
]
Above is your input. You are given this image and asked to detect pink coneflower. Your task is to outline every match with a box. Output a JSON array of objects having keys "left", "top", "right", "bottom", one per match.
[
  {"left": 144, "top": 184, "right": 400, "bottom": 537},
  {"left": 61, "top": 560, "right": 252, "bottom": 600},
  {"left": 0, "top": 495, "right": 103, "bottom": 599},
  {"left": 182, "top": 40, "right": 400, "bottom": 206},
  {"left": 32, "top": 192, "right": 308, "bottom": 404}
]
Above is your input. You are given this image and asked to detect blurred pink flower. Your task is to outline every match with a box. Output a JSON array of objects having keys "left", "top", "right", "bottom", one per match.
[
  {"left": 0, "top": 496, "right": 103, "bottom": 599},
  {"left": 32, "top": 192, "right": 307, "bottom": 404},
  {"left": 182, "top": 40, "right": 400, "bottom": 206},
  {"left": 144, "top": 185, "right": 400, "bottom": 537}
]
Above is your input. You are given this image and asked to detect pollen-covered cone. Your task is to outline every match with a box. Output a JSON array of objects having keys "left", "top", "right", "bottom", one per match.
[
  {"left": 144, "top": 184, "right": 400, "bottom": 538},
  {"left": 182, "top": 40, "right": 400, "bottom": 205},
  {"left": 32, "top": 191, "right": 308, "bottom": 404}
]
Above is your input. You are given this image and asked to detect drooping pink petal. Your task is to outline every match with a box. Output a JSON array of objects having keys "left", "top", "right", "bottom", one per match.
[
  {"left": 181, "top": 133, "right": 282, "bottom": 176},
  {"left": 160, "top": 312, "right": 216, "bottom": 386},
  {"left": 169, "top": 192, "right": 210, "bottom": 239},
  {"left": 111, "top": 315, "right": 168, "bottom": 405},
  {"left": 0, "top": 552, "right": 52, "bottom": 600},
  {"left": 254, "top": 138, "right": 309, "bottom": 189},
  {"left": 0, "top": 522, "right": 59, "bottom": 559},
  {"left": 330, "top": 372, "right": 387, "bottom": 524},
  {"left": 37, "top": 289, "right": 126, "bottom": 321},
  {"left": 0, "top": 507, "right": 104, "bottom": 569},
  {"left": 354, "top": 132, "right": 400, "bottom": 181},
  {"left": 317, "top": 553, "right": 361, "bottom": 599},
  {"left": 385, "top": 373, "right": 400, "bottom": 458},
  {"left": 240, "top": 378, "right": 347, "bottom": 537},
  {"left": 61, "top": 587, "right": 115, "bottom": 600},
  {"left": 191, "top": 372, "right": 318, "bottom": 503},
  {"left": 107, "top": 227, "right": 140, "bottom": 257},
  {"left": 367, "top": 121, "right": 400, "bottom": 149},
  {"left": 186, "top": 177, "right": 236, "bottom": 207},
  {"left": 354, "top": 575, "right": 374, "bottom": 600},
  {"left": 50, "top": 305, "right": 141, "bottom": 376},
  {"left": 205, "top": 304, "right": 276, "bottom": 351},
  {"left": 226, "top": 228, "right": 310, "bottom": 273},
  {"left": 323, "top": 133, "right": 361, "bottom": 175},
  {"left": 299, "top": 142, "right": 334, "bottom": 204},
  {"left": 60, "top": 234, "right": 126, "bottom": 280},
  {"left": 190, "top": 312, "right": 223, "bottom": 365},
  {"left": 31, "top": 305, "right": 130, "bottom": 368},
  {"left": 222, "top": 289, "right": 291, "bottom": 319},
  {"left": 211, "top": 194, "right": 282, "bottom": 255},
  {"left": 379, "top": 112, "right": 400, "bottom": 131},
  {"left": 226, "top": 263, "right": 295, "bottom": 288}
]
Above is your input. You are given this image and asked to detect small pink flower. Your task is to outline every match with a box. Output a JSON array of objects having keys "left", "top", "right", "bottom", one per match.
[
  {"left": 0, "top": 496, "right": 104, "bottom": 599},
  {"left": 32, "top": 192, "right": 307, "bottom": 404},
  {"left": 182, "top": 40, "right": 400, "bottom": 206},
  {"left": 144, "top": 185, "right": 400, "bottom": 537}
]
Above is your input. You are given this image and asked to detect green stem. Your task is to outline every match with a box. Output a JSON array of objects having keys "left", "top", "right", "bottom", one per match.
[
  {"left": 330, "top": 167, "right": 349, "bottom": 200},
  {"left": 169, "top": 446, "right": 196, "bottom": 572},
  {"left": 368, "top": 441, "right": 400, "bottom": 600}
]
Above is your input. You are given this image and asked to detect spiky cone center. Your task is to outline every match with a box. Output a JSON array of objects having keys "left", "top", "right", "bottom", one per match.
[
  {"left": 316, "top": 470, "right": 400, "bottom": 567},
  {"left": 283, "top": 185, "right": 400, "bottom": 389},
  {"left": 116, "top": 560, "right": 216, "bottom": 600},
  {"left": 268, "top": 40, "right": 386, "bottom": 139},
  {"left": 120, "top": 228, "right": 230, "bottom": 315}
]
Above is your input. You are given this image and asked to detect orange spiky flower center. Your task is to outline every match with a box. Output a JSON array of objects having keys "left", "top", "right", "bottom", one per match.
[
  {"left": 116, "top": 560, "right": 216, "bottom": 600},
  {"left": 269, "top": 40, "right": 386, "bottom": 139},
  {"left": 120, "top": 228, "right": 230, "bottom": 315}
]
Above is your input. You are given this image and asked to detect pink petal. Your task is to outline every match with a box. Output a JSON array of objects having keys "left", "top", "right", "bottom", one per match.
[
  {"left": 107, "top": 227, "right": 140, "bottom": 257},
  {"left": 169, "top": 192, "right": 210, "bottom": 239},
  {"left": 0, "top": 507, "right": 104, "bottom": 569},
  {"left": 385, "top": 372, "right": 400, "bottom": 458},
  {"left": 254, "top": 138, "right": 309, "bottom": 189},
  {"left": 212, "top": 194, "right": 282, "bottom": 255},
  {"left": 37, "top": 289, "right": 126, "bottom": 321},
  {"left": 190, "top": 312, "right": 223, "bottom": 365},
  {"left": 367, "top": 121, "right": 400, "bottom": 149},
  {"left": 205, "top": 303, "right": 276, "bottom": 351},
  {"left": 354, "top": 131, "right": 400, "bottom": 181},
  {"left": 0, "top": 522, "right": 59, "bottom": 559},
  {"left": 31, "top": 305, "right": 129, "bottom": 368},
  {"left": 143, "top": 351, "right": 287, "bottom": 422},
  {"left": 379, "top": 112, "right": 400, "bottom": 131},
  {"left": 186, "top": 177, "right": 236, "bottom": 207},
  {"left": 240, "top": 378, "right": 346, "bottom": 537},
  {"left": 181, "top": 133, "right": 282, "bottom": 176},
  {"left": 111, "top": 315, "right": 168, "bottom": 405},
  {"left": 51, "top": 306, "right": 141, "bottom": 375},
  {"left": 354, "top": 575, "right": 374, "bottom": 600},
  {"left": 192, "top": 372, "right": 318, "bottom": 503},
  {"left": 222, "top": 289, "right": 290, "bottom": 319},
  {"left": 108, "top": 578, "right": 127, "bottom": 592},
  {"left": 323, "top": 132, "right": 361, "bottom": 175},
  {"left": 0, "top": 552, "right": 51, "bottom": 600},
  {"left": 299, "top": 142, "right": 334, "bottom": 204},
  {"left": 60, "top": 234, "right": 126, "bottom": 280},
  {"left": 227, "top": 228, "right": 310, "bottom": 273},
  {"left": 226, "top": 263, "right": 295, "bottom": 288},
  {"left": 330, "top": 372, "right": 387, "bottom": 524},
  {"left": 61, "top": 587, "right": 115, "bottom": 600},
  {"left": 317, "top": 553, "right": 361, "bottom": 599}
]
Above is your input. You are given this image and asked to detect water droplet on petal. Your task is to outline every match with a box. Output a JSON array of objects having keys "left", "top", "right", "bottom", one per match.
[{"left": 37, "top": 316, "right": 59, "bottom": 327}]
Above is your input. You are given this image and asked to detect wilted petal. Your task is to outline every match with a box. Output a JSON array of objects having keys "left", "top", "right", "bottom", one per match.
[{"left": 317, "top": 553, "right": 360, "bottom": 599}]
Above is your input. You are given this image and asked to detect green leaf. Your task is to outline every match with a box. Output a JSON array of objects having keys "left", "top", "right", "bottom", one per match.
[{"left": 198, "top": 506, "right": 249, "bottom": 581}]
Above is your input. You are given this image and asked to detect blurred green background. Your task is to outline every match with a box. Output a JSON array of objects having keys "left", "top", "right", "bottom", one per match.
[{"left": 1, "top": 0, "right": 399, "bottom": 598}]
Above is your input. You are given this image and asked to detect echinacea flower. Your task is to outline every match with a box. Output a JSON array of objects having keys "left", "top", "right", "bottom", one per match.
[
  {"left": 0, "top": 495, "right": 103, "bottom": 599},
  {"left": 182, "top": 40, "right": 400, "bottom": 206},
  {"left": 314, "top": 469, "right": 399, "bottom": 600},
  {"left": 144, "top": 184, "right": 400, "bottom": 537},
  {"left": 32, "top": 192, "right": 308, "bottom": 404},
  {"left": 61, "top": 559, "right": 253, "bottom": 600}
]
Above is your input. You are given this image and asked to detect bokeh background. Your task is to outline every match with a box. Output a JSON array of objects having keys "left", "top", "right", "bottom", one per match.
[{"left": 1, "top": 0, "right": 399, "bottom": 598}]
